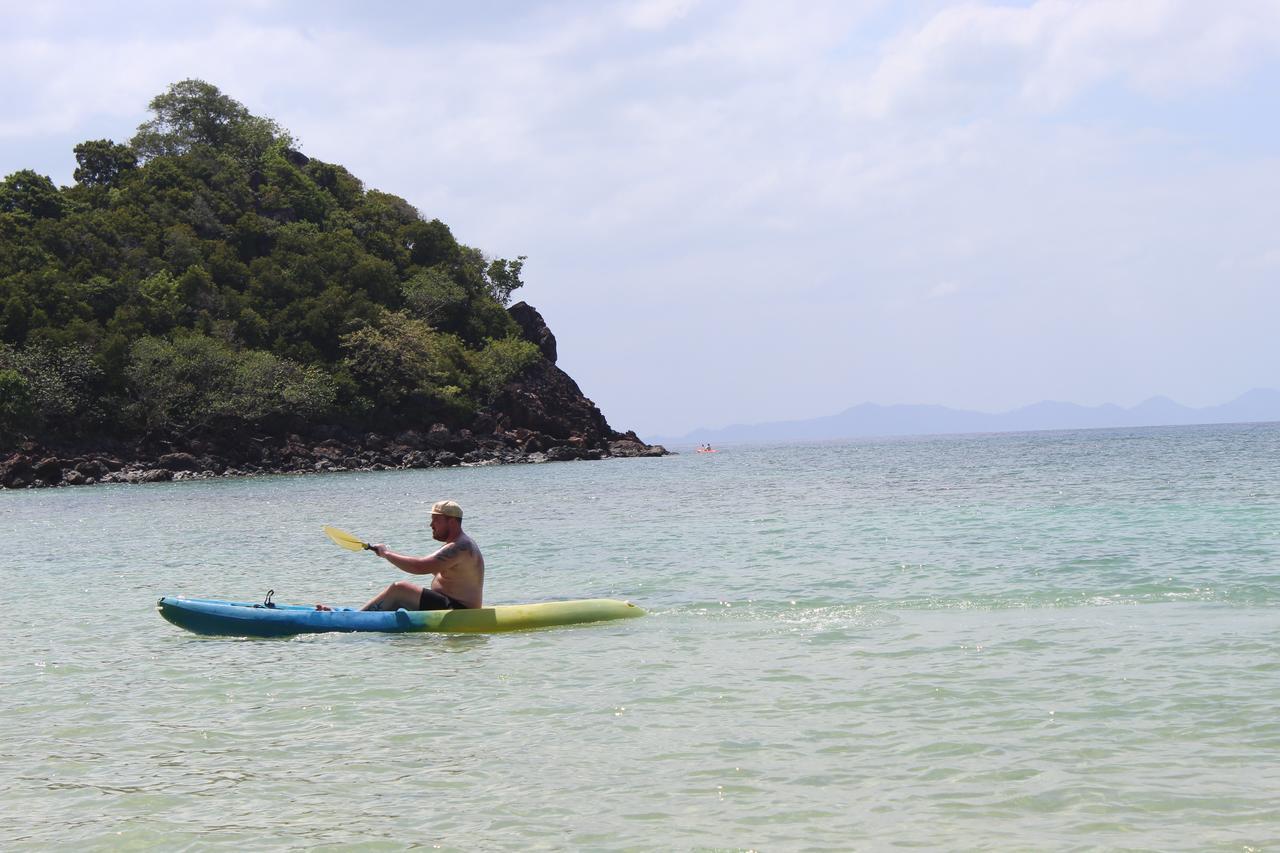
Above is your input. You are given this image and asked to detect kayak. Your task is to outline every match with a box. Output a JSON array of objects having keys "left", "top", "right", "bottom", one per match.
[{"left": 157, "top": 595, "right": 645, "bottom": 638}]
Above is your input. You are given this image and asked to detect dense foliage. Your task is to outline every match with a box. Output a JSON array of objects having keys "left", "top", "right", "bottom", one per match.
[{"left": 0, "top": 80, "right": 538, "bottom": 447}]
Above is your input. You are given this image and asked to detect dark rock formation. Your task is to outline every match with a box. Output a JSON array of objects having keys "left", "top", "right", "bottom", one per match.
[
  {"left": 158, "top": 452, "right": 201, "bottom": 472},
  {"left": 608, "top": 431, "right": 666, "bottom": 458},
  {"left": 33, "top": 457, "right": 63, "bottom": 483},
  {"left": 492, "top": 359, "right": 610, "bottom": 442},
  {"left": 508, "top": 301, "right": 557, "bottom": 363},
  {"left": 1, "top": 454, "right": 34, "bottom": 488}
]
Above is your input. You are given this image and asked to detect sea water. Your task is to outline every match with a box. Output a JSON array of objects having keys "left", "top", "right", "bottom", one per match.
[{"left": 2, "top": 423, "right": 1278, "bottom": 850}]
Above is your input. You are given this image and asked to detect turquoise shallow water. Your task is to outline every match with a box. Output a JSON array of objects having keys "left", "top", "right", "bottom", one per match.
[{"left": 3, "top": 423, "right": 1279, "bottom": 850}]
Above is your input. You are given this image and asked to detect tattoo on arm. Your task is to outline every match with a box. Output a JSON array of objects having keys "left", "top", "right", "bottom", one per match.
[{"left": 434, "top": 538, "right": 472, "bottom": 566}]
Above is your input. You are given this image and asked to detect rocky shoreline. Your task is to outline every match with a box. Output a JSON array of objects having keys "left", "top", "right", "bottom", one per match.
[
  {"left": 1, "top": 425, "right": 668, "bottom": 489},
  {"left": 1, "top": 302, "right": 669, "bottom": 489}
]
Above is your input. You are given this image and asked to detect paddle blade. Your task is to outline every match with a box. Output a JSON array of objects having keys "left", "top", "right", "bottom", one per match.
[{"left": 323, "top": 525, "right": 369, "bottom": 552}]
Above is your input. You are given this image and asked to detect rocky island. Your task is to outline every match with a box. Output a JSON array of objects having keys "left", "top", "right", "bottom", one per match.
[{"left": 0, "top": 81, "right": 665, "bottom": 489}]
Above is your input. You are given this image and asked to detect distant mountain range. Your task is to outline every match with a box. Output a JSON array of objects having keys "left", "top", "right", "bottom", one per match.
[{"left": 656, "top": 389, "right": 1280, "bottom": 446}]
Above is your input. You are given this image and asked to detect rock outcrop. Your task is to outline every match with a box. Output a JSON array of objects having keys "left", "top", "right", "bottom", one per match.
[{"left": 508, "top": 300, "right": 558, "bottom": 363}]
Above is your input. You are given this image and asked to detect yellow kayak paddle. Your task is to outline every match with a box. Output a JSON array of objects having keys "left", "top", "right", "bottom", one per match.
[{"left": 323, "top": 525, "right": 373, "bottom": 553}]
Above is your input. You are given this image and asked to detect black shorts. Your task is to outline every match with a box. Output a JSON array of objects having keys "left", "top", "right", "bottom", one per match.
[{"left": 418, "top": 588, "right": 472, "bottom": 611}]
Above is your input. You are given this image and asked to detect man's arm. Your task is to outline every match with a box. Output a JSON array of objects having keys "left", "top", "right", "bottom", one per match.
[{"left": 372, "top": 542, "right": 459, "bottom": 575}]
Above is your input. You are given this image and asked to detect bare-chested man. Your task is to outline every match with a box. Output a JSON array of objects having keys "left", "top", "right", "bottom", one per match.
[{"left": 318, "top": 500, "right": 484, "bottom": 611}]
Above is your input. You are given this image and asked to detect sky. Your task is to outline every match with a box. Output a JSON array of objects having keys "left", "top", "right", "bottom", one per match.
[{"left": 2, "top": 0, "right": 1279, "bottom": 439}]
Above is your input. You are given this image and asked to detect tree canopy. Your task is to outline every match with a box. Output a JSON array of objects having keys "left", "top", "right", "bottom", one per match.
[{"left": 0, "top": 79, "right": 533, "bottom": 447}]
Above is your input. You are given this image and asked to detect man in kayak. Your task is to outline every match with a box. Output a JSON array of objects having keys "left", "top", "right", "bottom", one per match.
[{"left": 317, "top": 499, "right": 484, "bottom": 611}]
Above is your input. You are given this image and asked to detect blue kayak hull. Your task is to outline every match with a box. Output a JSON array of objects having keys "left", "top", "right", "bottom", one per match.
[{"left": 157, "top": 596, "right": 644, "bottom": 637}]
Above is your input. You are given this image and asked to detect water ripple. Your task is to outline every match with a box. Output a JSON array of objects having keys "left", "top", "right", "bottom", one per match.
[{"left": 3, "top": 425, "right": 1280, "bottom": 847}]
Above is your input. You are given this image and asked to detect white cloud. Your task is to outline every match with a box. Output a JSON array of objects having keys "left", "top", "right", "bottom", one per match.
[
  {"left": 928, "top": 280, "right": 961, "bottom": 300},
  {"left": 622, "top": 0, "right": 697, "bottom": 31},
  {"left": 851, "top": 0, "right": 1280, "bottom": 119}
]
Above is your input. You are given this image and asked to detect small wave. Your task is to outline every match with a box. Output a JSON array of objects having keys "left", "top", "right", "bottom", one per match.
[
  {"left": 658, "top": 599, "right": 899, "bottom": 635},
  {"left": 884, "top": 585, "right": 1280, "bottom": 610},
  {"left": 654, "top": 585, "right": 1280, "bottom": 619}
]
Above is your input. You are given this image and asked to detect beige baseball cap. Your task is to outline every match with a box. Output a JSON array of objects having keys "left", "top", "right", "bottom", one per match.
[{"left": 431, "top": 499, "right": 463, "bottom": 519}]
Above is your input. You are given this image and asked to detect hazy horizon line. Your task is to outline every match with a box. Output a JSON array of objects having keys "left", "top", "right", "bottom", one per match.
[{"left": 651, "top": 387, "right": 1280, "bottom": 444}]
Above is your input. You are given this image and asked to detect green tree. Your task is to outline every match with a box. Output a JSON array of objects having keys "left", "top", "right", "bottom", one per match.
[
  {"left": 401, "top": 267, "right": 466, "bottom": 325},
  {"left": 0, "top": 342, "right": 104, "bottom": 433},
  {"left": 1, "top": 296, "right": 29, "bottom": 344},
  {"left": 72, "top": 140, "right": 138, "bottom": 186},
  {"left": 339, "top": 310, "right": 473, "bottom": 418},
  {"left": 405, "top": 218, "right": 460, "bottom": 268},
  {"left": 305, "top": 160, "right": 364, "bottom": 208},
  {"left": 485, "top": 255, "right": 526, "bottom": 306},
  {"left": 126, "top": 334, "right": 334, "bottom": 431},
  {"left": 0, "top": 367, "right": 34, "bottom": 443},
  {"left": 0, "top": 170, "right": 64, "bottom": 219},
  {"left": 468, "top": 336, "right": 541, "bottom": 400},
  {"left": 258, "top": 148, "right": 332, "bottom": 223},
  {"left": 131, "top": 79, "right": 293, "bottom": 163},
  {"left": 136, "top": 270, "right": 182, "bottom": 333}
]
